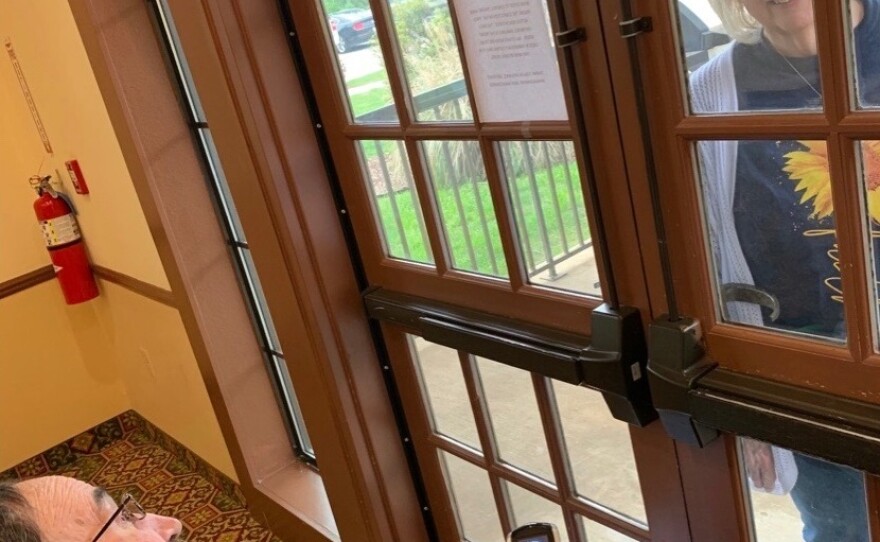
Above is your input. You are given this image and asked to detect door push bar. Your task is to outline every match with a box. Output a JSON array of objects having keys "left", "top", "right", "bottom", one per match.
[
  {"left": 646, "top": 316, "right": 720, "bottom": 447},
  {"left": 647, "top": 315, "right": 880, "bottom": 474},
  {"left": 363, "top": 287, "right": 656, "bottom": 427}
]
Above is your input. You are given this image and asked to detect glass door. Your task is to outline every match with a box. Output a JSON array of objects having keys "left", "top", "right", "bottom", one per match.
[
  {"left": 627, "top": 0, "right": 880, "bottom": 539},
  {"left": 285, "top": 0, "right": 692, "bottom": 539},
  {"left": 284, "top": 0, "right": 880, "bottom": 539}
]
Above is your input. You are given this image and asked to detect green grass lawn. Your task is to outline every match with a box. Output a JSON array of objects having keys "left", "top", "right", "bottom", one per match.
[
  {"left": 346, "top": 69, "right": 387, "bottom": 88},
  {"left": 374, "top": 161, "right": 589, "bottom": 277},
  {"left": 347, "top": 70, "right": 393, "bottom": 119}
]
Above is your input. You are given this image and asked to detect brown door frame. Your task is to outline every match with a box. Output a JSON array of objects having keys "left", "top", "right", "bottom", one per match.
[
  {"left": 631, "top": 0, "right": 880, "bottom": 399},
  {"left": 618, "top": 0, "right": 880, "bottom": 539},
  {"left": 284, "top": 0, "right": 701, "bottom": 539}
]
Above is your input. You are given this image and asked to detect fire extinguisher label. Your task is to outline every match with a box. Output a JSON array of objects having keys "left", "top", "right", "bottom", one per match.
[{"left": 39, "top": 215, "right": 81, "bottom": 247}]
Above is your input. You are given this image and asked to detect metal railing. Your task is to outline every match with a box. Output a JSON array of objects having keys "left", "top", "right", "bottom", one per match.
[{"left": 358, "top": 80, "right": 592, "bottom": 282}]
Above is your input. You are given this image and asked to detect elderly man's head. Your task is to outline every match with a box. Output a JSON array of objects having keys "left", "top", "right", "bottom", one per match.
[{"left": 0, "top": 476, "right": 182, "bottom": 541}]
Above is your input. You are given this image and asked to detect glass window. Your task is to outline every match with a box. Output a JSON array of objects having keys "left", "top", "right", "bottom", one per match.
[
  {"left": 440, "top": 451, "right": 504, "bottom": 542},
  {"left": 676, "top": 0, "right": 824, "bottom": 114},
  {"left": 738, "top": 438, "right": 869, "bottom": 541},
  {"left": 388, "top": 0, "right": 473, "bottom": 122},
  {"left": 695, "top": 139, "right": 846, "bottom": 342},
  {"left": 273, "top": 355, "right": 315, "bottom": 457},
  {"left": 505, "top": 482, "right": 570, "bottom": 542},
  {"left": 239, "top": 248, "right": 282, "bottom": 352},
  {"left": 579, "top": 517, "right": 638, "bottom": 542},
  {"left": 476, "top": 357, "right": 554, "bottom": 483},
  {"left": 198, "top": 128, "right": 246, "bottom": 242},
  {"left": 151, "top": 0, "right": 315, "bottom": 461},
  {"left": 317, "top": 0, "right": 398, "bottom": 122},
  {"left": 422, "top": 140, "right": 508, "bottom": 278},
  {"left": 358, "top": 140, "right": 435, "bottom": 265},
  {"left": 552, "top": 381, "right": 647, "bottom": 526},
  {"left": 845, "top": 0, "right": 880, "bottom": 109},
  {"left": 409, "top": 335, "right": 481, "bottom": 450},
  {"left": 499, "top": 141, "right": 598, "bottom": 296},
  {"left": 452, "top": 0, "right": 568, "bottom": 122},
  {"left": 858, "top": 140, "right": 880, "bottom": 346}
]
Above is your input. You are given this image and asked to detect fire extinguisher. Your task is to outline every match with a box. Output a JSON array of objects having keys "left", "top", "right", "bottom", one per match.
[{"left": 31, "top": 175, "right": 99, "bottom": 304}]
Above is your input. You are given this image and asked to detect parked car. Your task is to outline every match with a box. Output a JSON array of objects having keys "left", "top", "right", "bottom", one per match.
[{"left": 329, "top": 9, "right": 375, "bottom": 54}]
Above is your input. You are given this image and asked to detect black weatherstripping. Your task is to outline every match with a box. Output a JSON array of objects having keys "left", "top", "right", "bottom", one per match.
[
  {"left": 364, "top": 288, "right": 657, "bottom": 426},
  {"left": 275, "top": 2, "right": 438, "bottom": 540}
]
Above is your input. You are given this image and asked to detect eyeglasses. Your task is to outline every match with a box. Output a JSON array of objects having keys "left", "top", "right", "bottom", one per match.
[{"left": 92, "top": 493, "right": 146, "bottom": 542}]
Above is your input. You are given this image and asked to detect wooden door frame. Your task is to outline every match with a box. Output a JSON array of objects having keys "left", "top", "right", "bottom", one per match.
[
  {"left": 587, "top": 0, "right": 753, "bottom": 538},
  {"left": 279, "top": 0, "right": 703, "bottom": 538}
]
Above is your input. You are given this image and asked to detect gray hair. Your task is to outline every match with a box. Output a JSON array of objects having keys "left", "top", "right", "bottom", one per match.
[
  {"left": 0, "top": 482, "right": 42, "bottom": 542},
  {"left": 708, "top": 0, "right": 762, "bottom": 44}
]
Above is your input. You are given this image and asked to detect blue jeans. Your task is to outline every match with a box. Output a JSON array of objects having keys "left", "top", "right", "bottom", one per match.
[{"left": 790, "top": 453, "right": 868, "bottom": 542}]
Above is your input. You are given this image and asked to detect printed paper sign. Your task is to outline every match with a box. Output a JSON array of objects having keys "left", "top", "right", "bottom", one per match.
[{"left": 454, "top": 0, "right": 567, "bottom": 122}]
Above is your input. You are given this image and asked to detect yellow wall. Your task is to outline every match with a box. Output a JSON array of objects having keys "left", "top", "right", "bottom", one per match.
[
  {"left": 0, "top": 0, "right": 235, "bottom": 479},
  {"left": 93, "top": 281, "right": 237, "bottom": 477},
  {"left": 0, "top": 282, "right": 129, "bottom": 468},
  {"left": 0, "top": 0, "right": 166, "bottom": 286}
]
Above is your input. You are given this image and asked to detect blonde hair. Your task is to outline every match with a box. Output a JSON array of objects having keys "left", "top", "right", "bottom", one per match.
[{"left": 707, "top": 0, "right": 762, "bottom": 44}]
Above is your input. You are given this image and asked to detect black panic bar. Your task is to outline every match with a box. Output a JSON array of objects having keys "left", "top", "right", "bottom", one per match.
[
  {"left": 690, "top": 369, "right": 880, "bottom": 474},
  {"left": 363, "top": 287, "right": 656, "bottom": 426}
]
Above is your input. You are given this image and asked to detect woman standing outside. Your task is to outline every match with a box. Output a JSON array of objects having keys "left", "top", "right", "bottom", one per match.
[{"left": 690, "top": 0, "right": 880, "bottom": 540}]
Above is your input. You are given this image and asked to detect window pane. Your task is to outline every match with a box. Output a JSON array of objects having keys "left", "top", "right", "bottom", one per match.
[
  {"left": 738, "top": 438, "right": 868, "bottom": 542},
  {"left": 156, "top": 0, "right": 205, "bottom": 121},
  {"left": 422, "top": 140, "right": 508, "bottom": 278},
  {"left": 273, "top": 355, "right": 315, "bottom": 457},
  {"left": 198, "top": 128, "right": 246, "bottom": 243},
  {"left": 409, "top": 336, "right": 481, "bottom": 450},
  {"left": 499, "top": 141, "right": 598, "bottom": 296},
  {"left": 358, "top": 140, "right": 434, "bottom": 265},
  {"left": 677, "top": 0, "right": 824, "bottom": 114},
  {"left": 440, "top": 451, "right": 504, "bottom": 542},
  {"left": 317, "top": 0, "right": 398, "bottom": 122},
  {"left": 453, "top": 0, "right": 567, "bottom": 122},
  {"left": 505, "top": 482, "right": 569, "bottom": 542},
  {"left": 476, "top": 358, "right": 554, "bottom": 483},
  {"left": 695, "top": 139, "right": 846, "bottom": 342},
  {"left": 238, "top": 247, "right": 282, "bottom": 353},
  {"left": 150, "top": 0, "right": 314, "bottom": 461},
  {"left": 858, "top": 140, "right": 880, "bottom": 347},
  {"left": 673, "top": 0, "right": 728, "bottom": 75},
  {"left": 552, "top": 381, "right": 647, "bottom": 526},
  {"left": 579, "top": 517, "right": 638, "bottom": 542},
  {"left": 845, "top": 0, "right": 880, "bottom": 109},
  {"left": 388, "top": 0, "right": 473, "bottom": 122}
]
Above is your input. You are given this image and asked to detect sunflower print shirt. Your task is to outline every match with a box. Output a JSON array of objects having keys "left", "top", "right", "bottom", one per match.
[{"left": 729, "top": 0, "right": 880, "bottom": 339}]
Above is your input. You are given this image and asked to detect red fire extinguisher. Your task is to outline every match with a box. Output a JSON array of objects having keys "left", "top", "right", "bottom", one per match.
[{"left": 31, "top": 175, "right": 99, "bottom": 304}]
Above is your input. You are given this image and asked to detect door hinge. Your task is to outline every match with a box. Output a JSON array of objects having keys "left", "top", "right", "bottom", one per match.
[
  {"left": 619, "top": 17, "right": 653, "bottom": 39},
  {"left": 555, "top": 27, "right": 586, "bottom": 48}
]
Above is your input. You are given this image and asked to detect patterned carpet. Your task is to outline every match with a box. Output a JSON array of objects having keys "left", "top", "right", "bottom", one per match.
[{"left": 1, "top": 411, "right": 283, "bottom": 541}]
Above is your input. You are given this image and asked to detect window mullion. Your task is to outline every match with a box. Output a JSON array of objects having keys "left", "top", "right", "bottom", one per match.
[
  {"left": 831, "top": 132, "right": 875, "bottom": 362},
  {"left": 402, "top": 137, "right": 452, "bottom": 274},
  {"left": 478, "top": 135, "right": 528, "bottom": 290},
  {"left": 458, "top": 352, "right": 514, "bottom": 534},
  {"left": 366, "top": 0, "right": 416, "bottom": 127}
]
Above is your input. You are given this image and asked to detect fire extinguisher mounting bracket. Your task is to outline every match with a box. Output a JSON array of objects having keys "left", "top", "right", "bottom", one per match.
[{"left": 29, "top": 175, "right": 77, "bottom": 214}]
